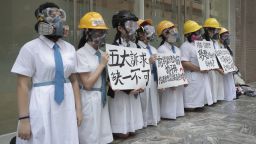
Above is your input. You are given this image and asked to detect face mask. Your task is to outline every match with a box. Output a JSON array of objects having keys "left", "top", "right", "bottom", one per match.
[
  {"left": 191, "top": 34, "right": 202, "bottom": 41},
  {"left": 38, "top": 8, "right": 68, "bottom": 37},
  {"left": 221, "top": 33, "right": 230, "bottom": 45},
  {"left": 167, "top": 33, "right": 178, "bottom": 43},
  {"left": 124, "top": 20, "right": 138, "bottom": 42},
  {"left": 212, "top": 33, "right": 219, "bottom": 40},
  {"left": 223, "top": 38, "right": 230, "bottom": 46},
  {"left": 90, "top": 30, "right": 107, "bottom": 47},
  {"left": 164, "top": 28, "right": 179, "bottom": 43},
  {"left": 144, "top": 25, "right": 156, "bottom": 41},
  {"left": 208, "top": 28, "right": 220, "bottom": 40}
]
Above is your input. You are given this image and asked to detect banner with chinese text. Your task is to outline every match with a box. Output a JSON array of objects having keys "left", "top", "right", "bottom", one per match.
[
  {"left": 106, "top": 44, "right": 151, "bottom": 90},
  {"left": 195, "top": 41, "right": 219, "bottom": 70},
  {"left": 215, "top": 49, "right": 237, "bottom": 73},
  {"left": 156, "top": 53, "right": 188, "bottom": 89}
]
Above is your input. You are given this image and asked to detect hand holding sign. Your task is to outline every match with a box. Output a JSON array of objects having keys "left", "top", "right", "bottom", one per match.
[
  {"left": 149, "top": 54, "right": 157, "bottom": 64},
  {"left": 100, "top": 52, "right": 109, "bottom": 66}
]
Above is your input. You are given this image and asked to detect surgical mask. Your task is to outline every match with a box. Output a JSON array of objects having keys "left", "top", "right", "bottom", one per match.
[
  {"left": 164, "top": 28, "right": 179, "bottom": 43},
  {"left": 38, "top": 8, "right": 68, "bottom": 37},
  {"left": 124, "top": 20, "right": 138, "bottom": 41},
  {"left": 144, "top": 25, "right": 156, "bottom": 41},
  {"left": 191, "top": 34, "right": 202, "bottom": 41}
]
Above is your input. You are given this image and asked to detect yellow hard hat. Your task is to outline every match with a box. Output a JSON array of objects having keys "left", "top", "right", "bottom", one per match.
[
  {"left": 183, "top": 20, "right": 202, "bottom": 35},
  {"left": 137, "top": 19, "right": 152, "bottom": 27},
  {"left": 219, "top": 27, "right": 228, "bottom": 35},
  {"left": 156, "top": 20, "right": 175, "bottom": 36},
  {"left": 203, "top": 18, "right": 220, "bottom": 28},
  {"left": 79, "top": 12, "right": 108, "bottom": 29}
]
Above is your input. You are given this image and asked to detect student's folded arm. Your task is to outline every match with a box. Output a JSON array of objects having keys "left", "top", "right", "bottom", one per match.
[{"left": 181, "top": 61, "right": 200, "bottom": 72}]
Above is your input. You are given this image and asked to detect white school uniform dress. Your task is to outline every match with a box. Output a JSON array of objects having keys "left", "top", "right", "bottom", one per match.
[
  {"left": 11, "top": 35, "right": 79, "bottom": 144},
  {"left": 76, "top": 43, "right": 113, "bottom": 144},
  {"left": 208, "top": 40, "right": 225, "bottom": 102},
  {"left": 219, "top": 43, "right": 236, "bottom": 101},
  {"left": 180, "top": 41, "right": 213, "bottom": 108},
  {"left": 137, "top": 41, "right": 160, "bottom": 126},
  {"left": 158, "top": 42, "right": 185, "bottom": 119},
  {"left": 108, "top": 38, "right": 144, "bottom": 134}
]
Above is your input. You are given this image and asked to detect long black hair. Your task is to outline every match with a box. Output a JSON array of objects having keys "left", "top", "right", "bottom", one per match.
[
  {"left": 159, "top": 35, "right": 166, "bottom": 46},
  {"left": 202, "top": 28, "right": 211, "bottom": 41},
  {"left": 78, "top": 30, "right": 87, "bottom": 49},
  {"left": 78, "top": 29, "right": 93, "bottom": 49},
  {"left": 113, "top": 30, "right": 122, "bottom": 45}
]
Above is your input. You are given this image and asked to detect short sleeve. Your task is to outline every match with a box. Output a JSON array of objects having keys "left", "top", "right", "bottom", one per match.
[
  {"left": 76, "top": 50, "right": 91, "bottom": 73},
  {"left": 180, "top": 44, "right": 191, "bottom": 62},
  {"left": 72, "top": 51, "right": 78, "bottom": 73},
  {"left": 11, "top": 45, "right": 35, "bottom": 77}
]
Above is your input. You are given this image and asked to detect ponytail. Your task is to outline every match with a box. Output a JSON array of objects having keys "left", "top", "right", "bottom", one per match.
[
  {"left": 113, "top": 30, "right": 122, "bottom": 45},
  {"left": 159, "top": 35, "right": 166, "bottom": 46},
  {"left": 78, "top": 30, "right": 88, "bottom": 49}
]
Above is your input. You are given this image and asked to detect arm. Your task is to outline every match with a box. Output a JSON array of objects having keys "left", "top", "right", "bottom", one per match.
[
  {"left": 69, "top": 74, "right": 82, "bottom": 126},
  {"left": 182, "top": 61, "right": 208, "bottom": 73},
  {"left": 79, "top": 53, "right": 109, "bottom": 90},
  {"left": 17, "top": 74, "right": 32, "bottom": 140},
  {"left": 181, "top": 61, "right": 200, "bottom": 72}
]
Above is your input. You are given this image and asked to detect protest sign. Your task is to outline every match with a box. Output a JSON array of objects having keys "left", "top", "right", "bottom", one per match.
[
  {"left": 156, "top": 53, "right": 188, "bottom": 89},
  {"left": 106, "top": 44, "right": 151, "bottom": 90},
  {"left": 215, "top": 49, "right": 237, "bottom": 73},
  {"left": 195, "top": 41, "right": 219, "bottom": 70}
]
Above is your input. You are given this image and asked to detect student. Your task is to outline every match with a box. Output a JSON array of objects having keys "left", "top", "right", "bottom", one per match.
[
  {"left": 180, "top": 20, "right": 213, "bottom": 109},
  {"left": 136, "top": 19, "right": 160, "bottom": 126},
  {"left": 156, "top": 20, "right": 185, "bottom": 119},
  {"left": 219, "top": 27, "right": 236, "bottom": 101},
  {"left": 108, "top": 10, "right": 144, "bottom": 138},
  {"left": 11, "top": 2, "right": 82, "bottom": 144},
  {"left": 203, "top": 18, "right": 225, "bottom": 102},
  {"left": 76, "top": 12, "right": 113, "bottom": 144}
]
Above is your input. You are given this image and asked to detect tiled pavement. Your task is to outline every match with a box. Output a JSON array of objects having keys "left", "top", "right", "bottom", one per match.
[
  {"left": 1, "top": 83, "right": 256, "bottom": 144},
  {"left": 113, "top": 83, "right": 256, "bottom": 144}
]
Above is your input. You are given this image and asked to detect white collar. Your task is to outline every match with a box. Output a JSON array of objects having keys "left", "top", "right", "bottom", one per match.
[{"left": 39, "top": 35, "right": 64, "bottom": 49}]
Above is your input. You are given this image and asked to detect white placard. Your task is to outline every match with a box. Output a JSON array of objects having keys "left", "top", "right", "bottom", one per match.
[
  {"left": 195, "top": 41, "right": 219, "bottom": 70},
  {"left": 156, "top": 53, "right": 188, "bottom": 89},
  {"left": 215, "top": 49, "right": 237, "bottom": 73},
  {"left": 106, "top": 44, "right": 151, "bottom": 90}
]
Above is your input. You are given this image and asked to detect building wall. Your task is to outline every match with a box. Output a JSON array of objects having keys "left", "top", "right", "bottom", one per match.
[
  {"left": 235, "top": 0, "right": 256, "bottom": 83},
  {"left": 0, "top": 0, "right": 249, "bottom": 135}
]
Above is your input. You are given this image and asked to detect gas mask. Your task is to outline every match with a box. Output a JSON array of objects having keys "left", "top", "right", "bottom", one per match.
[
  {"left": 143, "top": 25, "right": 156, "bottom": 41},
  {"left": 191, "top": 30, "right": 203, "bottom": 41},
  {"left": 163, "top": 28, "right": 179, "bottom": 43},
  {"left": 89, "top": 30, "right": 107, "bottom": 48},
  {"left": 221, "top": 33, "right": 230, "bottom": 46},
  {"left": 37, "top": 8, "right": 69, "bottom": 37},
  {"left": 208, "top": 28, "right": 220, "bottom": 40},
  {"left": 124, "top": 20, "right": 139, "bottom": 42}
]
